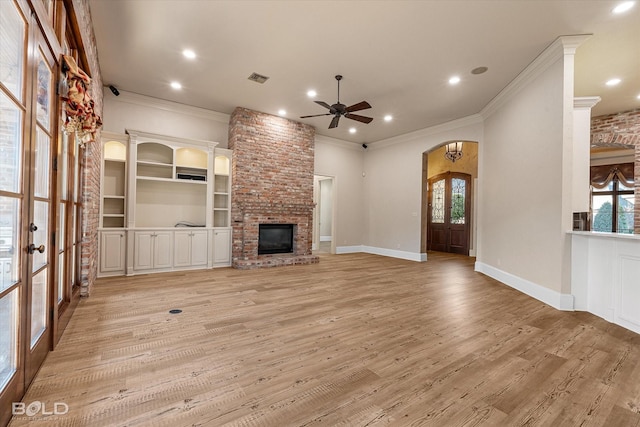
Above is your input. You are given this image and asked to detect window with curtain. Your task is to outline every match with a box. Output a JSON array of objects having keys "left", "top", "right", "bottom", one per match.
[{"left": 591, "top": 163, "right": 635, "bottom": 234}]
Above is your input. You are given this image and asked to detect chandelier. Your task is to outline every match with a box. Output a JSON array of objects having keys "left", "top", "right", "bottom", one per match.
[{"left": 445, "top": 141, "right": 463, "bottom": 162}]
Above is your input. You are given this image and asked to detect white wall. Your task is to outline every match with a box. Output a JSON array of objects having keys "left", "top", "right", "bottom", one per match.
[
  {"left": 363, "top": 117, "right": 484, "bottom": 257},
  {"left": 102, "top": 90, "right": 230, "bottom": 145},
  {"left": 479, "top": 59, "right": 565, "bottom": 290},
  {"left": 314, "top": 136, "right": 366, "bottom": 248},
  {"left": 475, "top": 36, "right": 587, "bottom": 309}
]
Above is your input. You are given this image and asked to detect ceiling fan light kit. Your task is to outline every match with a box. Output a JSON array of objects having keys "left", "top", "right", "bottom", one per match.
[{"left": 300, "top": 75, "right": 373, "bottom": 129}]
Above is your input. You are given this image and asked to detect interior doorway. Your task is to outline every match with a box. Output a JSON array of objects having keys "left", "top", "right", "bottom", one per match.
[
  {"left": 421, "top": 141, "right": 478, "bottom": 257},
  {"left": 313, "top": 175, "right": 335, "bottom": 254}
]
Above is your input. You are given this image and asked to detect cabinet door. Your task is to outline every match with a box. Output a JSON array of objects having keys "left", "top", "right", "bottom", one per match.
[
  {"left": 214, "top": 229, "right": 231, "bottom": 264},
  {"left": 191, "top": 230, "right": 209, "bottom": 266},
  {"left": 100, "top": 231, "right": 125, "bottom": 273},
  {"left": 134, "top": 232, "right": 154, "bottom": 270},
  {"left": 173, "top": 231, "right": 192, "bottom": 268},
  {"left": 154, "top": 232, "right": 173, "bottom": 269}
]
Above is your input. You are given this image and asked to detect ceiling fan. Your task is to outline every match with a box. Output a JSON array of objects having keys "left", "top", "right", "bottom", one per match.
[{"left": 300, "top": 75, "right": 373, "bottom": 129}]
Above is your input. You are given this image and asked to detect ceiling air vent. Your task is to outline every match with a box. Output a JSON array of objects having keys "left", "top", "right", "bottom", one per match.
[{"left": 248, "top": 72, "right": 269, "bottom": 84}]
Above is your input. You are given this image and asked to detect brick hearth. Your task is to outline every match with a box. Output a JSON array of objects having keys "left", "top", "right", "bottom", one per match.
[{"left": 228, "top": 107, "right": 319, "bottom": 269}]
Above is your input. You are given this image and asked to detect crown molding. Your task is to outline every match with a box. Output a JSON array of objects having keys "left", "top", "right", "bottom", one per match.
[
  {"left": 481, "top": 34, "right": 592, "bottom": 120},
  {"left": 105, "top": 89, "right": 230, "bottom": 124},
  {"left": 367, "top": 114, "right": 484, "bottom": 150},
  {"left": 574, "top": 96, "right": 601, "bottom": 109},
  {"left": 314, "top": 134, "right": 363, "bottom": 151}
]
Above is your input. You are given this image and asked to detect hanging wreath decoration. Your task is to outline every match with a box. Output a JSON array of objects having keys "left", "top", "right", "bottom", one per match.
[{"left": 60, "top": 55, "right": 102, "bottom": 146}]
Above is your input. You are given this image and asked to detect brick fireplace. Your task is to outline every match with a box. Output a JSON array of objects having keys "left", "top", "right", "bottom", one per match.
[{"left": 228, "top": 107, "right": 320, "bottom": 269}]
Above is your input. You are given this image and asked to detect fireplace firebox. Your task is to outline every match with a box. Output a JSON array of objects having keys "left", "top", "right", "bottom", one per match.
[{"left": 258, "top": 224, "right": 294, "bottom": 255}]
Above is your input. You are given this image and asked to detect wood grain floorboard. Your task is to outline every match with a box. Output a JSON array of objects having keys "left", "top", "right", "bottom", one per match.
[{"left": 9, "top": 252, "right": 640, "bottom": 426}]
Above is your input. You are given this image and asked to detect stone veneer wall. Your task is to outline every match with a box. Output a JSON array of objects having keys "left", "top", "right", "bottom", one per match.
[
  {"left": 228, "top": 107, "right": 319, "bottom": 268},
  {"left": 591, "top": 108, "right": 640, "bottom": 234}
]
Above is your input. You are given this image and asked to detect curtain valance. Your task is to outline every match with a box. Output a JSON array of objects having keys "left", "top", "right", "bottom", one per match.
[
  {"left": 60, "top": 55, "right": 102, "bottom": 144},
  {"left": 590, "top": 163, "right": 634, "bottom": 189}
]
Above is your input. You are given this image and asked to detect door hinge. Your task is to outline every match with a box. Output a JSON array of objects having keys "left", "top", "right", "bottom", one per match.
[
  {"left": 53, "top": 157, "right": 58, "bottom": 171},
  {"left": 50, "top": 308, "right": 55, "bottom": 322}
]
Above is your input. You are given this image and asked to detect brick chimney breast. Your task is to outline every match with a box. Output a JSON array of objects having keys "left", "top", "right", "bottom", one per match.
[{"left": 228, "top": 107, "right": 319, "bottom": 268}]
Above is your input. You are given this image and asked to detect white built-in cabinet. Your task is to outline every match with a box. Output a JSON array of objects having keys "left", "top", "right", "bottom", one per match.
[
  {"left": 98, "top": 130, "right": 232, "bottom": 277},
  {"left": 99, "top": 230, "right": 126, "bottom": 274},
  {"left": 174, "top": 229, "right": 208, "bottom": 268}
]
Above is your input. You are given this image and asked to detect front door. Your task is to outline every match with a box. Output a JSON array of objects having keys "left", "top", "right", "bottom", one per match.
[{"left": 427, "top": 172, "right": 471, "bottom": 255}]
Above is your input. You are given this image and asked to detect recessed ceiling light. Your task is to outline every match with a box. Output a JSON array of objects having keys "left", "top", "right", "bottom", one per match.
[
  {"left": 349, "top": 128, "right": 356, "bottom": 134},
  {"left": 636, "top": 93, "right": 640, "bottom": 99},
  {"left": 307, "top": 90, "right": 317, "bottom": 98},
  {"left": 170, "top": 81, "right": 182, "bottom": 90},
  {"left": 613, "top": 1, "right": 635, "bottom": 14},
  {"left": 449, "top": 76, "right": 461, "bottom": 85},
  {"left": 384, "top": 115, "right": 393, "bottom": 122},
  {"left": 606, "top": 78, "right": 621, "bottom": 86},
  {"left": 182, "top": 49, "right": 196, "bottom": 59},
  {"left": 278, "top": 109, "right": 286, "bottom": 116}
]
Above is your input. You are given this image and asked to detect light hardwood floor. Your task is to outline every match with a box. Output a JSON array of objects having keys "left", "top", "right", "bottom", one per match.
[{"left": 9, "top": 252, "right": 640, "bottom": 426}]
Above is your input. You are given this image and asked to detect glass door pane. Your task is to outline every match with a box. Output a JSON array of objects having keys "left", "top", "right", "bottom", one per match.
[
  {"left": 0, "top": 197, "right": 19, "bottom": 292},
  {"left": 0, "top": 93, "right": 23, "bottom": 193},
  {"left": 451, "top": 178, "right": 466, "bottom": 224},
  {"left": 30, "top": 270, "right": 47, "bottom": 347},
  {"left": 431, "top": 179, "right": 445, "bottom": 223},
  {"left": 0, "top": 0, "right": 25, "bottom": 101},
  {"left": 0, "top": 290, "right": 18, "bottom": 389}
]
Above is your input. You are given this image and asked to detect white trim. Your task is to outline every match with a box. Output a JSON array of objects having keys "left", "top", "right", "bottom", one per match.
[
  {"left": 320, "top": 235, "right": 332, "bottom": 242},
  {"left": 106, "top": 89, "right": 230, "bottom": 123},
  {"left": 336, "top": 245, "right": 365, "bottom": 254},
  {"left": 335, "top": 245, "right": 426, "bottom": 262},
  {"left": 475, "top": 262, "right": 575, "bottom": 311},
  {"left": 481, "top": 35, "right": 591, "bottom": 120},
  {"left": 315, "top": 134, "right": 363, "bottom": 151},
  {"left": 574, "top": 96, "right": 601, "bottom": 109},
  {"left": 368, "top": 114, "right": 483, "bottom": 149}
]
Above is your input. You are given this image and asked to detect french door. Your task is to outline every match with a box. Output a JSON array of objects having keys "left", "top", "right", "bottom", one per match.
[
  {"left": 427, "top": 172, "right": 471, "bottom": 255},
  {"left": 0, "top": 1, "right": 67, "bottom": 424}
]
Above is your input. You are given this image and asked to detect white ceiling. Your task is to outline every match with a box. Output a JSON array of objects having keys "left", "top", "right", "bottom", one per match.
[{"left": 88, "top": 0, "right": 640, "bottom": 144}]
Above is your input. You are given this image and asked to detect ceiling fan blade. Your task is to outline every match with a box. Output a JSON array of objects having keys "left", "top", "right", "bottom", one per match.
[
  {"left": 345, "top": 113, "right": 373, "bottom": 124},
  {"left": 300, "top": 113, "right": 332, "bottom": 118},
  {"left": 329, "top": 115, "right": 340, "bottom": 129},
  {"left": 314, "top": 101, "right": 332, "bottom": 110},
  {"left": 345, "top": 101, "right": 371, "bottom": 112}
]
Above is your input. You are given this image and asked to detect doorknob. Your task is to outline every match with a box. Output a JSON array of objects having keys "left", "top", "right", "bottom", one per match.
[{"left": 28, "top": 243, "right": 45, "bottom": 254}]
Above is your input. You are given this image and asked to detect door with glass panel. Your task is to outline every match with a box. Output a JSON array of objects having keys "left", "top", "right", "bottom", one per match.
[
  {"left": 0, "top": 1, "right": 57, "bottom": 422},
  {"left": 427, "top": 172, "right": 471, "bottom": 255}
]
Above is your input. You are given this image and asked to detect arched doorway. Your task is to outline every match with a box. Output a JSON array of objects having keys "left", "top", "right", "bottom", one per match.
[{"left": 421, "top": 141, "right": 478, "bottom": 256}]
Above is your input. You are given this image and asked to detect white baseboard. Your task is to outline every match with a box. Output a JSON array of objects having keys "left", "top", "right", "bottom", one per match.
[
  {"left": 335, "top": 245, "right": 426, "bottom": 262},
  {"left": 475, "top": 261, "right": 574, "bottom": 311},
  {"left": 320, "top": 235, "right": 332, "bottom": 242}
]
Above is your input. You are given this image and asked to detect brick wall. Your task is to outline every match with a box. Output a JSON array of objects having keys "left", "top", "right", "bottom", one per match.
[
  {"left": 591, "top": 108, "right": 640, "bottom": 233},
  {"left": 74, "top": 0, "right": 103, "bottom": 295},
  {"left": 228, "top": 107, "right": 319, "bottom": 268}
]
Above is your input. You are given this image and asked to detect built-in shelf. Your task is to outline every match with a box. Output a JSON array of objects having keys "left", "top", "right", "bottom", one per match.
[
  {"left": 213, "top": 152, "right": 231, "bottom": 227},
  {"left": 101, "top": 139, "right": 127, "bottom": 229},
  {"left": 99, "top": 130, "right": 232, "bottom": 277}
]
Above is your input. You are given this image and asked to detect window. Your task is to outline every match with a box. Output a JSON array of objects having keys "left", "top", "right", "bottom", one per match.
[{"left": 591, "top": 164, "right": 635, "bottom": 234}]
